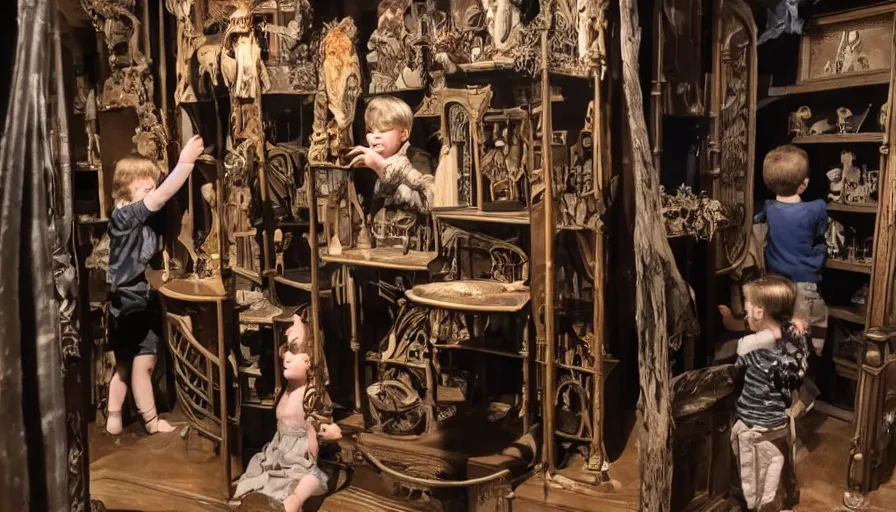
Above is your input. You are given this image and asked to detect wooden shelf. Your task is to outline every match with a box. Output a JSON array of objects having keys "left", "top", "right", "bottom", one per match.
[
  {"left": 791, "top": 133, "right": 884, "bottom": 144},
  {"left": 555, "top": 358, "right": 620, "bottom": 378},
  {"left": 159, "top": 277, "right": 227, "bottom": 302},
  {"left": 826, "top": 259, "right": 873, "bottom": 274},
  {"left": 433, "top": 207, "right": 530, "bottom": 225},
  {"left": 815, "top": 400, "right": 855, "bottom": 423},
  {"left": 829, "top": 305, "right": 867, "bottom": 324},
  {"left": 767, "top": 70, "right": 891, "bottom": 97},
  {"left": 431, "top": 343, "right": 525, "bottom": 359},
  {"left": 273, "top": 268, "right": 332, "bottom": 295},
  {"left": 827, "top": 202, "right": 878, "bottom": 214},
  {"left": 406, "top": 280, "right": 530, "bottom": 312},
  {"left": 321, "top": 248, "right": 437, "bottom": 271}
]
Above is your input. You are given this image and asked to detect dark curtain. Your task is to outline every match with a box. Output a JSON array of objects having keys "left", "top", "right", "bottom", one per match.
[{"left": 0, "top": 1, "right": 70, "bottom": 511}]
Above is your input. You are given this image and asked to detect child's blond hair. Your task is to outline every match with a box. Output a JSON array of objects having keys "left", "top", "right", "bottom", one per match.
[
  {"left": 365, "top": 96, "right": 413, "bottom": 134},
  {"left": 111, "top": 156, "right": 162, "bottom": 204},
  {"left": 762, "top": 144, "right": 809, "bottom": 196},
  {"left": 743, "top": 274, "right": 797, "bottom": 324}
]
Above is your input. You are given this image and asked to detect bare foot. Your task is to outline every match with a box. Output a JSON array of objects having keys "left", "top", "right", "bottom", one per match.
[
  {"left": 145, "top": 417, "right": 176, "bottom": 434},
  {"left": 106, "top": 411, "right": 123, "bottom": 435}
]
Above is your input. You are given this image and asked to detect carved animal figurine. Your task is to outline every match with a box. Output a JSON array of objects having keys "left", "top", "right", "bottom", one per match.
[
  {"left": 196, "top": 40, "right": 221, "bottom": 92},
  {"left": 308, "top": 18, "right": 362, "bottom": 163},
  {"left": 233, "top": 315, "right": 342, "bottom": 512},
  {"left": 841, "top": 151, "right": 860, "bottom": 186},
  {"left": 487, "top": 0, "right": 522, "bottom": 54},
  {"left": 836, "top": 107, "right": 853, "bottom": 134},
  {"left": 198, "top": 182, "right": 220, "bottom": 277},
  {"left": 881, "top": 102, "right": 889, "bottom": 132},
  {"left": 826, "top": 168, "right": 844, "bottom": 203},
  {"left": 808, "top": 116, "right": 836, "bottom": 135},
  {"left": 788, "top": 106, "right": 812, "bottom": 137},
  {"left": 837, "top": 104, "right": 871, "bottom": 134},
  {"left": 826, "top": 218, "right": 846, "bottom": 258}
]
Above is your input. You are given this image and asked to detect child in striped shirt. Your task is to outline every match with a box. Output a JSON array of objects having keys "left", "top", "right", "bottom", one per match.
[{"left": 728, "top": 274, "right": 809, "bottom": 511}]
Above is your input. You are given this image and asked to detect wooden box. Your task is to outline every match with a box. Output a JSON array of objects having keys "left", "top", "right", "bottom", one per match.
[{"left": 797, "top": 4, "right": 896, "bottom": 87}]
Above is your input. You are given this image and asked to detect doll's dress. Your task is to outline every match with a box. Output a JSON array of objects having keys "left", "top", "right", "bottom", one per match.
[{"left": 234, "top": 421, "right": 328, "bottom": 502}]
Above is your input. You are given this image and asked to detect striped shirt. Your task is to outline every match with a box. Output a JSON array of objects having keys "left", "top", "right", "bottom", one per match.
[{"left": 734, "top": 328, "right": 808, "bottom": 429}]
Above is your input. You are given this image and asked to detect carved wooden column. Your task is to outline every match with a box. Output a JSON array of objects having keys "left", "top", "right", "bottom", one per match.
[{"left": 845, "top": 327, "right": 896, "bottom": 508}]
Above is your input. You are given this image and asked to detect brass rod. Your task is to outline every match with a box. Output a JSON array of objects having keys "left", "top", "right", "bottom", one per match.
[{"left": 540, "top": 28, "right": 556, "bottom": 474}]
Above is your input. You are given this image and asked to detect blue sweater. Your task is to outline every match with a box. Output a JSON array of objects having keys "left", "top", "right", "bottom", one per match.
[{"left": 754, "top": 199, "right": 827, "bottom": 284}]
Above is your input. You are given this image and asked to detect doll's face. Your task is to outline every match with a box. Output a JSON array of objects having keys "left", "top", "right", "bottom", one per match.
[{"left": 283, "top": 350, "right": 311, "bottom": 381}]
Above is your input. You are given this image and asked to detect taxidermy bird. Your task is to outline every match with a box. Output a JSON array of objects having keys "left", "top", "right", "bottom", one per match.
[
  {"left": 837, "top": 104, "right": 871, "bottom": 134},
  {"left": 808, "top": 115, "right": 836, "bottom": 135},
  {"left": 789, "top": 106, "right": 811, "bottom": 137}
]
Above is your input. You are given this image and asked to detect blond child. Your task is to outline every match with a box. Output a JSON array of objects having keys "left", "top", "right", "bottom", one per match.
[
  {"left": 105, "top": 135, "right": 204, "bottom": 435},
  {"left": 721, "top": 145, "right": 828, "bottom": 356},
  {"left": 728, "top": 274, "right": 808, "bottom": 511},
  {"left": 347, "top": 95, "right": 435, "bottom": 213}
]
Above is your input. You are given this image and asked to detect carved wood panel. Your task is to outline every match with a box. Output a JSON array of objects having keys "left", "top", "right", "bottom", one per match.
[{"left": 709, "top": 0, "right": 756, "bottom": 275}]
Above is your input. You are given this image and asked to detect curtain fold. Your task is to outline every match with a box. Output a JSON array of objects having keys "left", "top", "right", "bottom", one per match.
[{"left": 0, "top": 1, "right": 70, "bottom": 510}]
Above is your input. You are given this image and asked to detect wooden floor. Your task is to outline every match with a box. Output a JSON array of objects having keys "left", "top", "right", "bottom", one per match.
[
  {"left": 90, "top": 409, "right": 896, "bottom": 511},
  {"left": 90, "top": 408, "right": 230, "bottom": 512}
]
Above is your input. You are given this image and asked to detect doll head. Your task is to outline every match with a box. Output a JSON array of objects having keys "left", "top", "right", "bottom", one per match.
[{"left": 280, "top": 314, "right": 312, "bottom": 383}]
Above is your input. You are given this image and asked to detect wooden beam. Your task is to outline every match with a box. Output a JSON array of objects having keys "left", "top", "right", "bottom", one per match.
[{"left": 618, "top": 0, "right": 700, "bottom": 510}]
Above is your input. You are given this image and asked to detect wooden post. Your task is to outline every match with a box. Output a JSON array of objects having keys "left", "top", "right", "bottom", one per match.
[
  {"left": 619, "top": 0, "right": 700, "bottom": 509},
  {"left": 540, "top": 27, "right": 556, "bottom": 474},
  {"left": 141, "top": 0, "right": 151, "bottom": 62},
  {"left": 589, "top": 70, "right": 607, "bottom": 472},
  {"left": 158, "top": 0, "right": 169, "bottom": 138},
  {"left": 307, "top": 166, "right": 324, "bottom": 383},
  {"left": 347, "top": 265, "right": 362, "bottom": 411}
]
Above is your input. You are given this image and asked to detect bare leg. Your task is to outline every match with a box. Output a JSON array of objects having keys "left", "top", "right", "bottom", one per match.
[
  {"left": 106, "top": 361, "right": 131, "bottom": 435},
  {"left": 283, "top": 474, "right": 323, "bottom": 512},
  {"left": 132, "top": 354, "right": 175, "bottom": 434}
]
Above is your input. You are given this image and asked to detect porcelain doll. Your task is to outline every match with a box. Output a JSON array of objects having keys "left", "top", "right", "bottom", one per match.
[{"left": 234, "top": 315, "right": 342, "bottom": 512}]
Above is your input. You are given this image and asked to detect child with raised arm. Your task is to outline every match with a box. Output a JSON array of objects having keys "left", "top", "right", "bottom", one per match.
[
  {"left": 347, "top": 95, "right": 435, "bottom": 213},
  {"left": 105, "top": 135, "right": 204, "bottom": 435},
  {"left": 728, "top": 275, "right": 809, "bottom": 511},
  {"left": 720, "top": 145, "right": 827, "bottom": 356}
]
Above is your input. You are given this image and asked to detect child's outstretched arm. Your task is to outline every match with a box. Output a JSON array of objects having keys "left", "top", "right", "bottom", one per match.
[
  {"left": 718, "top": 305, "right": 748, "bottom": 332},
  {"left": 144, "top": 135, "right": 204, "bottom": 212}
]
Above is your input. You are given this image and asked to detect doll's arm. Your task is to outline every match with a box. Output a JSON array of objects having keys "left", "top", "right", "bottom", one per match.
[{"left": 306, "top": 423, "right": 319, "bottom": 460}]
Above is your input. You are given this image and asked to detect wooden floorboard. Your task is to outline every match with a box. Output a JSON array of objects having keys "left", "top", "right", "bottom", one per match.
[{"left": 87, "top": 407, "right": 896, "bottom": 511}]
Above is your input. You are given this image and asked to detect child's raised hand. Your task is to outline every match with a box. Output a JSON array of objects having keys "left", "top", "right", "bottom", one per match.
[
  {"left": 178, "top": 135, "right": 205, "bottom": 165},
  {"left": 348, "top": 145, "right": 387, "bottom": 178}
]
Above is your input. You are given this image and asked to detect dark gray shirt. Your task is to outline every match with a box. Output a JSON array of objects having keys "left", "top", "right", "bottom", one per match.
[{"left": 108, "top": 200, "right": 158, "bottom": 315}]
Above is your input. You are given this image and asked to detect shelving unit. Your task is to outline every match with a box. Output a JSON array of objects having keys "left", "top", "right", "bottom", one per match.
[
  {"left": 766, "top": 7, "right": 896, "bottom": 442},
  {"left": 791, "top": 133, "right": 885, "bottom": 144}
]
